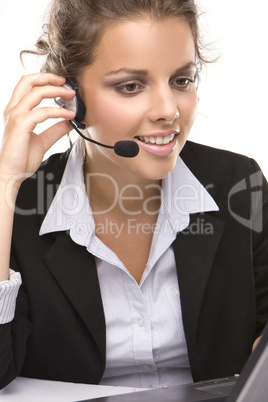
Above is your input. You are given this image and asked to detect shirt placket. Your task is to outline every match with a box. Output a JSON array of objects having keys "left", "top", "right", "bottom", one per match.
[{"left": 122, "top": 273, "right": 159, "bottom": 388}]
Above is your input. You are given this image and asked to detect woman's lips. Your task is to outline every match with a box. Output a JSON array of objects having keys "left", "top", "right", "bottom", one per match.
[{"left": 134, "top": 131, "right": 179, "bottom": 156}]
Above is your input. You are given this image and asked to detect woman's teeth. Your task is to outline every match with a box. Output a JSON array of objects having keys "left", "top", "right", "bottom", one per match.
[{"left": 138, "top": 133, "right": 175, "bottom": 145}]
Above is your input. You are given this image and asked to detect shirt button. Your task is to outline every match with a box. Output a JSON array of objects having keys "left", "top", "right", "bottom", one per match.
[
  {"left": 143, "top": 365, "right": 152, "bottom": 371},
  {"left": 138, "top": 317, "right": 145, "bottom": 327}
]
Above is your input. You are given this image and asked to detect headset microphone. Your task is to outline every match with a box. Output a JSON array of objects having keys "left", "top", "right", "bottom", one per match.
[{"left": 68, "top": 120, "right": 139, "bottom": 158}]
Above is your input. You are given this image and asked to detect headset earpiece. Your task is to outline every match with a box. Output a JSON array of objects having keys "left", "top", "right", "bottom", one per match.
[{"left": 55, "top": 79, "right": 86, "bottom": 129}]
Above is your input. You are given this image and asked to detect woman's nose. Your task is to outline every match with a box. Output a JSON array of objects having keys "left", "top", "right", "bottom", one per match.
[{"left": 147, "top": 85, "right": 179, "bottom": 124}]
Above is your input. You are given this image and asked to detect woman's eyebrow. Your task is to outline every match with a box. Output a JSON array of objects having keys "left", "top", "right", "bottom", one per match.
[
  {"left": 104, "top": 68, "right": 148, "bottom": 77},
  {"left": 173, "top": 62, "right": 197, "bottom": 74},
  {"left": 104, "top": 62, "right": 197, "bottom": 78}
]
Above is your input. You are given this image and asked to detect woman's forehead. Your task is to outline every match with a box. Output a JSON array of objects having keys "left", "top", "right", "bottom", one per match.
[{"left": 87, "top": 17, "right": 196, "bottom": 75}]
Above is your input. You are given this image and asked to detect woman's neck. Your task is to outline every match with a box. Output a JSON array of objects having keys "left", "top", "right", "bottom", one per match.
[{"left": 84, "top": 158, "right": 162, "bottom": 218}]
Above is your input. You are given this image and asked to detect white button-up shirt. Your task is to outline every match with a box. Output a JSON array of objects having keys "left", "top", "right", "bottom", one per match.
[{"left": 1, "top": 140, "right": 219, "bottom": 388}]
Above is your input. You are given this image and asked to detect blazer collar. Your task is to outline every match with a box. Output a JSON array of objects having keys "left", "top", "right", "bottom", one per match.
[
  {"left": 42, "top": 232, "right": 106, "bottom": 366},
  {"left": 173, "top": 212, "right": 224, "bottom": 344}
]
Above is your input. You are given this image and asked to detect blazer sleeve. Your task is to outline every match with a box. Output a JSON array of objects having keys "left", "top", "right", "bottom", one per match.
[
  {"left": 0, "top": 258, "right": 33, "bottom": 390},
  {"left": 0, "top": 151, "right": 68, "bottom": 389},
  {"left": 250, "top": 159, "right": 268, "bottom": 336}
]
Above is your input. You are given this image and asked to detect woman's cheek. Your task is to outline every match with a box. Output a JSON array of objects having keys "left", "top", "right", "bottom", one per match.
[
  {"left": 85, "top": 92, "right": 136, "bottom": 128},
  {"left": 85, "top": 99, "right": 143, "bottom": 141},
  {"left": 182, "top": 92, "right": 198, "bottom": 130}
]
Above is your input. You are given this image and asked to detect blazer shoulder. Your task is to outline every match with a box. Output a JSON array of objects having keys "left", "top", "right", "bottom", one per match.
[
  {"left": 180, "top": 141, "right": 268, "bottom": 218},
  {"left": 15, "top": 149, "right": 70, "bottom": 212},
  {"left": 181, "top": 141, "right": 264, "bottom": 185}
]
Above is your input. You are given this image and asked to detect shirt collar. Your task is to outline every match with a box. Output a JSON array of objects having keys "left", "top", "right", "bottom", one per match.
[
  {"left": 40, "top": 141, "right": 219, "bottom": 244},
  {"left": 160, "top": 156, "right": 219, "bottom": 232},
  {"left": 39, "top": 140, "right": 94, "bottom": 246}
]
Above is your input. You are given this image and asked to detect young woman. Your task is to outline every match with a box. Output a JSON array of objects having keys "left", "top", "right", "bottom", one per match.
[{"left": 0, "top": 0, "right": 267, "bottom": 390}]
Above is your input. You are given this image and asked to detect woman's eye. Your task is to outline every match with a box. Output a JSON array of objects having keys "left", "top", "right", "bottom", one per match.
[
  {"left": 116, "top": 83, "right": 142, "bottom": 94},
  {"left": 172, "top": 77, "right": 194, "bottom": 89}
]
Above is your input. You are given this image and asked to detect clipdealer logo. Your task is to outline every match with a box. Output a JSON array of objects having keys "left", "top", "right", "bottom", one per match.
[
  {"left": 228, "top": 171, "right": 263, "bottom": 233},
  {"left": 5, "top": 170, "right": 265, "bottom": 235}
]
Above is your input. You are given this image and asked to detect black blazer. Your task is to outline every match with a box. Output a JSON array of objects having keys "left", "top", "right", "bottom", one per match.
[{"left": 1, "top": 141, "right": 268, "bottom": 389}]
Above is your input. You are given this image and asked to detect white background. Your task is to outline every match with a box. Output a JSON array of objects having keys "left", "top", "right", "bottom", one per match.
[{"left": 0, "top": 0, "right": 267, "bottom": 177}]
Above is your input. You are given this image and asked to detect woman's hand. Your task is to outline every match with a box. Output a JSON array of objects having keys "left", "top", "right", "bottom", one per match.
[
  {"left": 0, "top": 73, "right": 76, "bottom": 280},
  {"left": 0, "top": 73, "right": 76, "bottom": 190}
]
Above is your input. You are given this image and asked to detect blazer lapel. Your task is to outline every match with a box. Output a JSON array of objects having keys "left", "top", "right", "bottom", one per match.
[
  {"left": 173, "top": 212, "right": 224, "bottom": 344},
  {"left": 42, "top": 232, "right": 106, "bottom": 363}
]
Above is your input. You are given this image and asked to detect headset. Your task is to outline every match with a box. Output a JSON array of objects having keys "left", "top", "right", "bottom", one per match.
[{"left": 54, "top": 79, "right": 139, "bottom": 158}]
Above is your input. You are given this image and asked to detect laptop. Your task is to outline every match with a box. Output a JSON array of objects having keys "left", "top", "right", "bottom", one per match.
[{"left": 77, "top": 322, "right": 268, "bottom": 402}]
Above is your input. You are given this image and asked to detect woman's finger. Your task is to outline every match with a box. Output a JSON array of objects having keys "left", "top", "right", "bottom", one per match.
[
  {"left": 5, "top": 106, "right": 75, "bottom": 137},
  {"left": 38, "top": 120, "right": 73, "bottom": 152},
  {"left": 12, "top": 86, "right": 76, "bottom": 116},
  {"left": 4, "top": 73, "right": 67, "bottom": 118}
]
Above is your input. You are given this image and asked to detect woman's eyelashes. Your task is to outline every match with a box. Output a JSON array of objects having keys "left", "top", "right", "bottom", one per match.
[
  {"left": 113, "top": 75, "right": 197, "bottom": 96},
  {"left": 170, "top": 74, "right": 197, "bottom": 90},
  {"left": 171, "top": 73, "right": 198, "bottom": 90},
  {"left": 115, "top": 82, "right": 144, "bottom": 95}
]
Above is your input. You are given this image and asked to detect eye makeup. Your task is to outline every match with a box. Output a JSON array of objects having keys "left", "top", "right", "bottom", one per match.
[{"left": 101, "top": 61, "right": 198, "bottom": 95}]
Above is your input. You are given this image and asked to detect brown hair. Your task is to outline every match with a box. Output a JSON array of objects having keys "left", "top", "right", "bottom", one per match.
[{"left": 22, "top": 0, "right": 210, "bottom": 82}]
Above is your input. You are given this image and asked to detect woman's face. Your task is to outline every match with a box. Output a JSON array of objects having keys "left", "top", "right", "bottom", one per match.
[{"left": 81, "top": 17, "right": 198, "bottom": 182}]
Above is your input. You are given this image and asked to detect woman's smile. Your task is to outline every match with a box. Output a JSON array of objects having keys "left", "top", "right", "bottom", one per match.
[{"left": 134, "top": 129, "right": 180, "bottom": 156}]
